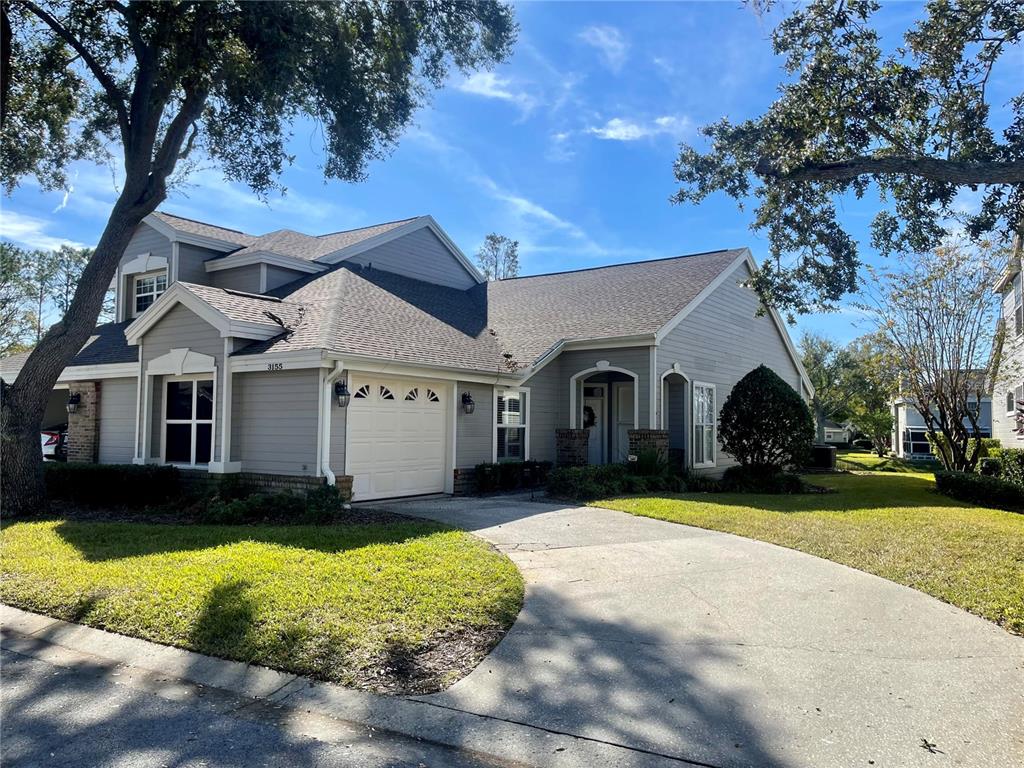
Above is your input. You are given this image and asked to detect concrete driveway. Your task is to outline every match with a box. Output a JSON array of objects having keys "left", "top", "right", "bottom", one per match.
[{"left": 379, "top": 495, "right": 1024, "bottom": 768}]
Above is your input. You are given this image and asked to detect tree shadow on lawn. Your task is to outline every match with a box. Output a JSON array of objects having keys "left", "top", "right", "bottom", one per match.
[
  {"left": 50, "top": 518, "right": 452, "bottom": 562},
  {"left": 618, "top": 472, "right": 976, "bottom": 515}
]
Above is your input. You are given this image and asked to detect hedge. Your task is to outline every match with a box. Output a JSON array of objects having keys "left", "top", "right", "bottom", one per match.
[
  {"left": 928, "top": 434, "right": 1000, "bottom": 464},
  {"left": 547, "top": 463, "right": 687, "bottom": 500},
  {"left": 934, "top": 470, "right": 1024, "bottom": 513},
  {"left": 474, "top": 461, "right": 553, "bottom": 493},
  {"left": 44, "top": 463, "right": 181, "bottom": 508},
  {"left": 987, "top": 447, "right": 1024, "bottom": 488}
]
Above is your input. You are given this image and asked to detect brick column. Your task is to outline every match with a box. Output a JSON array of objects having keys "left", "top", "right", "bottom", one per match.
[
  {"left": 555, "top": 429, "right": 589, "bottom": 466},
  {"left": 67, "top": 381, "right": 100, "bottom": 463},
  {"left": 627, "top": 429, "right": 669, "bottom": 459}
]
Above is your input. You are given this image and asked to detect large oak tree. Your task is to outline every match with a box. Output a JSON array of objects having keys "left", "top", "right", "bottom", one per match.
[
  {"left": 673, "top": 0, "right": 1024, "bottom": 315},
  {"left": 0, "top": 0, "right": 516, "bottom": 515}
]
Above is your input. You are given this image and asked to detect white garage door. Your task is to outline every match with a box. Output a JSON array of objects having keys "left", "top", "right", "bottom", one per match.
[{"left": 347, "top": 376, "right": 449, "bottom": 500}]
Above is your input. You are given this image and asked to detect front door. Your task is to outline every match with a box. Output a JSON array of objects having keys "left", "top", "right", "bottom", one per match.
[
  {"left": 582, "top": 386, "right": 605, "bottom": 464},
  {"left": 612, "top": 382, "right": 634, "bottom": 461}
]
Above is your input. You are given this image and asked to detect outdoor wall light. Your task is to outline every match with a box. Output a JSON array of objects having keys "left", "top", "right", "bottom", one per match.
[
  {"left": 461, "top": 391, "right": 475, "bottom": 414},
  {"left": 334, "top": 381, "right": 350, "bottom": 408},
  {"left": 66, "top": 392, "right": 81, "bottom": 415}
]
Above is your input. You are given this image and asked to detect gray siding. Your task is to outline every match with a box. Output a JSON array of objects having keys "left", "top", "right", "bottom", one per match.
[
  {"left": 177, "top": 243, "right": 219, "bottom": 285},
  {"left": 265, "top": 265, "right": 306, "bottom": 291},
  {"left": 347, "top": 229, "right": 477, "bottom": 289},
  {"left": 118, "top": 223, "right": 171, "bottom": 321},
  {"left": 993, "top": 283, "right": 1023, "bottom": 445},
  {"left": 232, "top": 369, "right": 319, "bottom": 475},
  {"left": 457, "top": 382, "right": 494, "bottom": 467},
  {"left": 328, "top": 388, "right": 346, "bottom": 478},
  {"left": 211, "top": 264, "right": 262, "bottom": 293},
  {"left": 139, "top": 304, "right": 225, "bottom": 462},
  {"left": 98, "top": 377, "right": 137, "bottom": 463},
  {"left": 656, "top": 261, "right": 802, "bottom": 472}
]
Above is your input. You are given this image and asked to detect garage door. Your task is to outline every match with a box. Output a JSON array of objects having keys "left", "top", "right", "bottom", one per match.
[{"left": 346, "top": 376, "right": 449, "bottom": 500}]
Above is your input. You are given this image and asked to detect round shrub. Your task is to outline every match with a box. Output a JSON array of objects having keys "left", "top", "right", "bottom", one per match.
[{"left": 718, "top": 365, "right": 814, "bottom": 469}]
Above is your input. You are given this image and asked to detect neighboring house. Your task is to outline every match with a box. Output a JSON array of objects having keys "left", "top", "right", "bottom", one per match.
[
  {"left": 891, "top": 393, "right": 993, "bottom": 459},
  {"left": 0, "top": 211, "right": 813, "bottom": 501},
  {"left": 992, "top": 257, "right": 1024, "bottom": 445},
  {"left": 821, "top": 419, "right": 852, "bottom": 445}
]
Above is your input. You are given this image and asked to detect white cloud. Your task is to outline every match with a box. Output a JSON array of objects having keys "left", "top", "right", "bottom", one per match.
[
  {"left": 578, "top": 25, "right": 629, "bottom": 72},
  {"left": 456, "top": 72, "right": 537, "bottom": 115},
  {"left": 586, "top": 115, "right": 692, "bottom": 142},
  {"left": 0, "top": 210, "right": 89, "bottom": 250}
]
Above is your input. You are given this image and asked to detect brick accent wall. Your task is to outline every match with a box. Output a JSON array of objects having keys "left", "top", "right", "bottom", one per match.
[
  {"left": 453, "top": 467, "right": 476, "bottom": 495},
  {"left": 66, "top": 382, "right": 100, "bottom": 463},
  {"left": 628, "top": 429, "right": 669, "bottom": 459},
  {"left": 178, "top": 470, "right": 352, "bottom": 500},
  {"left": 556, "top": 428, "right": 590, "bottom": 466}
]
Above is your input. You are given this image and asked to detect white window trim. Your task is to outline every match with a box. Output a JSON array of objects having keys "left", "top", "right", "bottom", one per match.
[
  {"left": 1014, "top": 273, "right": 1023, "bottom": 336},
  {"left": 160, "top": 374, "right": 216, "bottom": 467},
  {"left": 132, "top": 269, "right": 168, "bottom": 318},
  {"left": 492, "top": 386, "right": 530, "bottom": 463},
  {"left": 1009, "top": 384, "right": 1023, "bottom": 415},
  {"left": 692, "top": 381, "right": 717, "bottom": 469}
]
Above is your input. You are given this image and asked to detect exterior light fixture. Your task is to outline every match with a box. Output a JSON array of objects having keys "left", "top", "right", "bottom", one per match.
[
  {"left": 66, "top": 392, "right": 81, "bottom": 415},
  {"left": 461, "top": 391, "right": 475, "bottom": 414},
  {"left": 334, "top": 381, "right": 350, "bottom": 408}
]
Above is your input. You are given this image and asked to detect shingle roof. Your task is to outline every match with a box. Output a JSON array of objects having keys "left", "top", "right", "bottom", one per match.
[
  {"left": 182, "top": 283, "right": 306, "bottom": 329},
  {"left": 236, "top": 265, "right": 507, "bottom": 372},
  {"left": 151, "top": 212, "right": 256, "bottom": 246},
  {"left": 233, "top": 248, "right": 746, "bottom": 374},
  {"left": 486, "top": 249, "right": 746, "bottom": 364},
  {"left": 205, "top": 218, "right": 418, "bottom": 263},
  {"left": 0, "top": 320, "right": 137, "bottom": 381}
]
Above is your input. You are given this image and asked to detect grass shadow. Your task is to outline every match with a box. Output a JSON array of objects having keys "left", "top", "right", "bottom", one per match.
[{"left": 49, "top": 519, "right": 451, "bottom": 563}]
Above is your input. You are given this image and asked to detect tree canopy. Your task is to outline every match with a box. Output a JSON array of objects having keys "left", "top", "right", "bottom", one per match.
[
  {"left": 673, "top": 0, "right": 1024, "bottom": 315},
  {"left": 476, "top": 232, "right": 520, "bottom": 280}
]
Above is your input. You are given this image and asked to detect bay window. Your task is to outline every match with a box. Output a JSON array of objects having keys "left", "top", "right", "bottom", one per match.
[
  {"left": 692, "top": 383, "right": 716, "bottom": 467},
  {"left": 495, "top": 389, "right": 528, "bottom": 461}
]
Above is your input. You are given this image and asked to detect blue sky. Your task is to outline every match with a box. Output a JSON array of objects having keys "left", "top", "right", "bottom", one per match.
[{"left": 2, "top": 1, "right": 1020, "bottom": 343}]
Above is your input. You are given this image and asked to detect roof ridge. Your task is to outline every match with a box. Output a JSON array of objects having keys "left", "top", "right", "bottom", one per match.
[
  {"left": 496, "top": 248, "right": 743, "bottom": 282},
  {"left": 316, "top": 216, "right": 421, "bottom": 238},
  {"left": 155, "top": 210, "right": 251, "bottom": 236}
]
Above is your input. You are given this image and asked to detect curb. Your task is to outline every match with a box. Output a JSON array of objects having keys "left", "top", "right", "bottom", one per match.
[{"left": 1, "top": 605, "right": 687, "bottom": 768}]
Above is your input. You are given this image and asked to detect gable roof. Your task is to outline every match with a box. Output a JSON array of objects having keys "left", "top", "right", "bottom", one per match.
[
  {"left": 0, "top": 320, "right": 138, "bottom": 382},
  {"left": 212, "top": 218, "right": 418, "bottom": 263},
  {"left": 487, "top": 249, "right": 747, "bottom": 365},
  {"left": 149, "top": 212, "right": 256, "bottom": 247}
]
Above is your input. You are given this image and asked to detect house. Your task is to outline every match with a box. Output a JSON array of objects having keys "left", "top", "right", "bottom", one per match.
[
  {"left": 992, "top": 256, "right": 1024, "bottom": 445},
  {"left": 821, "top": 419, "right": 852, "bottom": 445},
  {"left": 890, "top": 392, "right": 992, "bottom": 459},
  {"left": 0, "top": 211, "right": 813, "bottom": 501}
]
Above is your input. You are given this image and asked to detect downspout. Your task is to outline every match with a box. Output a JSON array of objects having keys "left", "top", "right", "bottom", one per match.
[{"left": 320, "top": 361, "right": 345, "bottom": 485}]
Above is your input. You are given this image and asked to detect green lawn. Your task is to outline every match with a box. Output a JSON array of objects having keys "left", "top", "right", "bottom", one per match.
[
  {"left": 835, "top": 449, "right": 941, "bottom": 473},
  {"left": 0, "top": 520, "right": 523, "bottom": 693},
  {"left": 594, "top": 472, "right": 1024, "bottom": 635}
]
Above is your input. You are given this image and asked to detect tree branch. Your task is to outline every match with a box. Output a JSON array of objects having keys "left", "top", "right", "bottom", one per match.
[
  {"left": 19, "top": 0, "right": 130, "bottom": 143},
  {"left": 755, "top": 155, "right": 1024, "bottom": 185}
]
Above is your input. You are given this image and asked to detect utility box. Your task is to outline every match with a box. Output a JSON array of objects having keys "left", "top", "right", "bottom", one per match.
[{"left": 810, "top": 444, "right": 836, "bottom": 470}]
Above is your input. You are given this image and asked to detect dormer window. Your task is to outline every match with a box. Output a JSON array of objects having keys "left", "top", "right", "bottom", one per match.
[{"left": 134, "top": 270, "right": 167, "bottom": 316}]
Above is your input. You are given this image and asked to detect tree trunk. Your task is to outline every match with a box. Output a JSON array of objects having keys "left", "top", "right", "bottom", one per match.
[
  {"left": 813, "top": 402, "right": 826, "bottom": 443},
  {"left": 1, "top": 187, "right": 161, "bottom": 516}
]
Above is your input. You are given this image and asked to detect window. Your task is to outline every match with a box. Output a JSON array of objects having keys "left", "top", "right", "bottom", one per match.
[
  {"left": 1007, "top": 390, "right": 1016, "bottom": 415},
  {"left": 902, "top": 428, "right": 932, "bottom": 457},
  {"left": 164, "top": 378, "right": 214, "bottom": 465},
  {"left": 1014, "top": 273, "right": 1023, "bottom": 336},
  {"left": 692, "top": 383, "right": 716, "bottom": 467},
  {"left": 496, "top": 390, "right": 527, "bottom": 461},
  {"left": 134, "top": 271, "right": 167, "bottom": 316}
]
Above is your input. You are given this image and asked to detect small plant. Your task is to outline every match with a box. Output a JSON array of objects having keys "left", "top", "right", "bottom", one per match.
[
  {"left": 721, "top": 465, "right": 804, "bottom": 494},
  {"left": 474, "top": 461, "right": 553, "bottom": 493},
  {"left": 718, "top": 365, "right": 815, "bottom": 470}
]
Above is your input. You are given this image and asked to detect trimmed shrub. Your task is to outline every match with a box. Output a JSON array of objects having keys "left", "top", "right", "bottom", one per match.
[
  {"left": 44, "top": 463, "right": 181, "bottom": 508},
  {"left": 547, "top": 464, "right": 631, "bottom": 500},
  {"left": 721, "top": 464, "right": 804, "bottom": 494},
  {"left": 718, "top": 365, "right": 814, "bottom": 469},
  {"left": 474, "top": 460, "right": 553, "bottom": 493},
  {"left": 631, "top": 447, "right": 668, "bottom": 478},
  {"left": 989, "top": 447, "right": 1024, "bottom": 488},
  {"left": 681, "top": 471, "right": 723, "bottom": 493},
  {"left": 934, "top": 471, "right": 1024, "bottom": 513},
  {"left": 928, "top": 434, "right": 1000, "bottom": 466}
]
